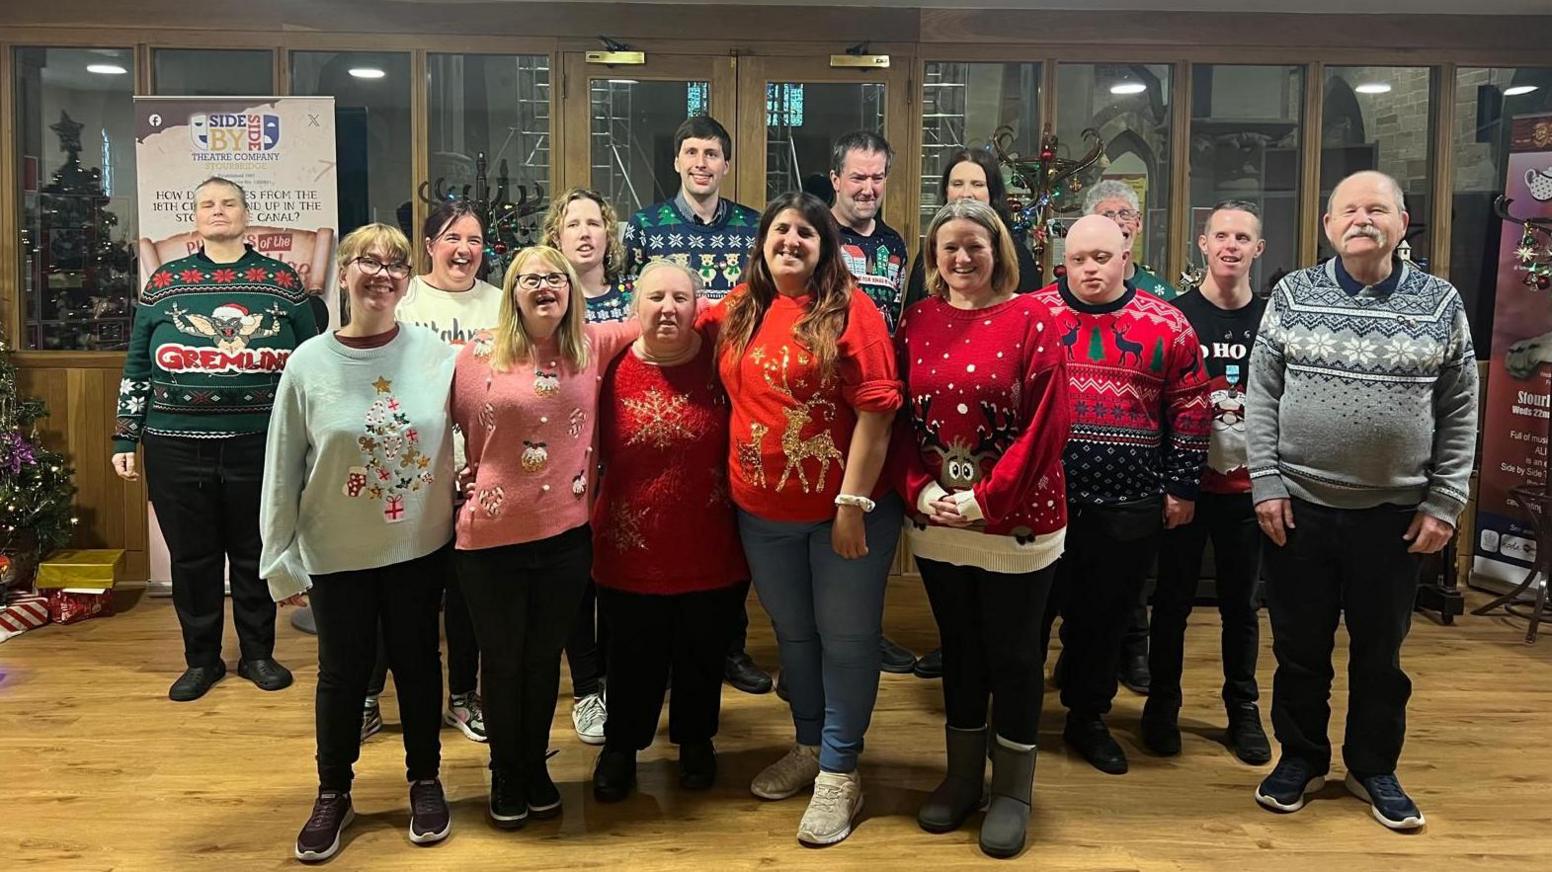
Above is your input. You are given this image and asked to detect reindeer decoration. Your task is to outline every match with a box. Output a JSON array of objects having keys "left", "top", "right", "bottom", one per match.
[{"left": 760, "top": 347, "right": 845, "bottom": 494}]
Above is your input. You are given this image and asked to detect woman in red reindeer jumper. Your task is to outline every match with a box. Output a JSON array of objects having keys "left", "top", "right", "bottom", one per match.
[{"left": 893, "top": 199, "right": 1071, "bottom": 859}]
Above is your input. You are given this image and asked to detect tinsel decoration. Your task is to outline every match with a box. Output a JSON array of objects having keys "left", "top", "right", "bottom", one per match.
[
  {"left": 993, "top": 124, "right": 1106, "bottom": 277},
  {"left": 0, "top": 332, "right": 79, "bottom": 589},
  {"left": 1495, "top": 196, "right": 1552, "bottom": 291},
  {"left": 417, "top": 151, "right": 548, "bottom": 282}
]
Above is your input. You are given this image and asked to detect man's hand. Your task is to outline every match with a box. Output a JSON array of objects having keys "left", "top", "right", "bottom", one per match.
[
  {"left": 111, "top": 452, "right": 138, "bottom": 481},
  {"left": 1256, "top": 498, "right": 1295, "bottom": 547},
  {"left": 1163, "top": 494, "right": 1195, "bottom": 530},
  {"left": 1404, "top": 512, "right": 1454, "bottom": 554}
]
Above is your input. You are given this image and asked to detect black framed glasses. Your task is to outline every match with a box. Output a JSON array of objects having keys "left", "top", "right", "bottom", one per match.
[
  {"left": 1100, "top": 208, "right": 1140, "bottom": 222},
  {"left": 352, "top": 257, "right": 412, "bottom": 278},
  {"left": 516, "top": 272, "right": 570, "bottom": 290}
]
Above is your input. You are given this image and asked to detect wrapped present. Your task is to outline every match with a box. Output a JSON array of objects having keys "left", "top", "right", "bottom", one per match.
[
  {"left": 47, "top": 588, "right": 112, "bottom": 625},
  {"left": 35, "top": 549, "right": 125, "bottom": 591},
  {"left": 0, "top": 592, "right": 50, "bottom": 642}
]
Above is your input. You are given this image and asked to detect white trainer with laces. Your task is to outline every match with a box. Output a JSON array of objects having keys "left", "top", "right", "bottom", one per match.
[
  {"left": 797, "top": 769, "right": 864, "bottom": 846},
  {"left": 751, "top": 742, "right": 821, "bottom": 800},
  {"left": 572, "top": 691, "right": 606, "bottom": 745}
]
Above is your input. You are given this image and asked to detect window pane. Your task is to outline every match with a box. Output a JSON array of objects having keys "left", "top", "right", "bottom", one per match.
[
  {"left": 764, "top": 82, "right": 884, "bottom": 204},
  {"left": 589, "top": 78, "right": 706, "bottom": 220},
  {"left": 1320, "top": 66, "right": 1436, "bottom": 263},
  {"left": 1450, "top": 67, "right": 1552, "bottom": 356},
  {"left": 429, "top": 53, "right": 551, "bottom": 277},
  {"left": 920, "top": 62, "right": 1040, "bottom": 241},
  {"left": 154, "top": 49, "right": 273, "bottom": 97},
  {"left": 15, "top": 47, "right": 137, "bottom": 350},
  {"left": 1057, "top": 63, "right": 1173, "bottom": 272},
  {"left": 290, "top": 52, "right": 412, "bottom": 240},
  {"left": 1189, "top": 64, "right": 1303, "bottom": 293}
]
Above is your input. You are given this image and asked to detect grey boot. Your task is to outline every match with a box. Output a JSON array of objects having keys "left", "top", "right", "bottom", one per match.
[
  {"left": 979, "top": 735, "right": 1037, "bottom": 859},
  {"left": 917, "top": 725, "right": 988, "bottom": 833}
]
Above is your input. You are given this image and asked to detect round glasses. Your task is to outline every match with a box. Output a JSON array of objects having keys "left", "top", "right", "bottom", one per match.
[
  {"left": 352, "top": 257, "right": 412, "bottom": 279},
  {"left": 516, "top": 272, "right": 570, "bottom": 290}
]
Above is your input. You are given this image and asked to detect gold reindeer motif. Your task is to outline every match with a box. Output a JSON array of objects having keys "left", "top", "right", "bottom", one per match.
[
  {"left": 738, "top": 421, "right": 769, "bottom": 489},
  {"left": 761, "top": 346, "right": 845, "bottom": 494}
]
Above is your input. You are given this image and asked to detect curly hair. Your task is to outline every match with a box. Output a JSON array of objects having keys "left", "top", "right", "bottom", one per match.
[{"left": 540, "top": 187, "right": 625, "bottom": 286}]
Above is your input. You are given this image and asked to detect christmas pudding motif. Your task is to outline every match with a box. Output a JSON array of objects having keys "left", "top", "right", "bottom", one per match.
[
  {"left": 533, "top": 368, "right": 560, "bottom": 397},
  {"left": 521, "top": 440, "right": 549, "bottom": 473},
  {"left": 571, "top": 472, "right": 587, "bottom": 498}
]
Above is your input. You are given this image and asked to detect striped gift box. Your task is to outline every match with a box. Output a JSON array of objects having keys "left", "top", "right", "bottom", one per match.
[{"left": 0, "top": 592, "right": 50, "bottom": 642}]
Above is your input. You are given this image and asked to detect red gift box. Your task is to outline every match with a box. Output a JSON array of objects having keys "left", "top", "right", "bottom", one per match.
[
  {"left": 0, "top": 592, "right": 50, "bottom": 642},
  {"left": 47, "top": 589, "right": 112, "bottom": 625}
]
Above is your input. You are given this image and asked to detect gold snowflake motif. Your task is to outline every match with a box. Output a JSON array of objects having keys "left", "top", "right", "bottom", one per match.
[
  {"left": 622, "top": 389, "right": 695, "bottom": 448},
  {"left": 606, "top": 501, "right": 651, "bottom": 552}
]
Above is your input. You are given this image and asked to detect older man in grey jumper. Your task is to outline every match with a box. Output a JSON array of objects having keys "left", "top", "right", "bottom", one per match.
[{"left": 1246, "top": 170, "right": 1477, "bottom": 832}]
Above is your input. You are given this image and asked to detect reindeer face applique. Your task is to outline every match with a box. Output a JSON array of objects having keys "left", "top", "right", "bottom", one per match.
[{"left": 915, "top": 395, "right": 1019, "bottom": 490}]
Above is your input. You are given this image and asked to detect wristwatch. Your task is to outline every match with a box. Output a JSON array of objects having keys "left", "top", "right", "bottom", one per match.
[{"left": 834, "top": 493, "right": 876, "bottom": 513}]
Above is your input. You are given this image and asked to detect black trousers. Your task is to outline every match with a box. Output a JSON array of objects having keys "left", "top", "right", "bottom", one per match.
[
  {"left": 1043, "top": 498, "right": 1164, "bottom": 718},
  {"left": 457, "top": 526, "right": 592, "bottom": 776},
  {"left": 142, "top": 433, "right": 273, "bottom": 668},
  {"left": 598, "top": 584, "right": 743, "bottom": 750},
  {"left": 1265, "top": 499, "right": 1421, "bottom": 778},
  {"left": 728, "top": 579, "right": 752, "bottom": 657},
  {"left": 367, "top": 568, "right": 480, "bottom": 698},
  {"left": 309, "top": 544, "right": 450, "bottom": 791},
  {"left": 564, "top": 579, "right": 606, "bottom": 698},
  {"left": 921, "top": 558, "right": 1057, "bottom": 746},
  {"left": 1149, "top": 491, "right": 1263, "bottom": 712}
]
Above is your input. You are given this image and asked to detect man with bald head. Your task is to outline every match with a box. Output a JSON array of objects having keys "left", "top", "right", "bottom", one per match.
[
  {"left": 1248, "top": 170, "right": 1476, "bottom": 831},
  {"left": 1035, "top": 215, "right": 1210, "bottom": 774}
]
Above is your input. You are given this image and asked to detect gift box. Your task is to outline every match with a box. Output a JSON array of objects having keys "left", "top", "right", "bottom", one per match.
[
  {"left": 35, "top": 549, "right": 125, "bottom": 591},
  {"left": 0, "top": 592, "right": 50, "bottom": 642},
  {"left": 47, "top": 588, "right": 112, "bottom": 625}
]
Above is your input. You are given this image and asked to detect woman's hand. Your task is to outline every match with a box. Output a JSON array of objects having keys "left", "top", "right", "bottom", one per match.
[
  {"left": 111, "top": 452, "right": 139, "bottom": 481},
  {"left": 831, "top": 504, "right": 870, "bottom": 560},
  {"left": 276, "top": 593, "right": 307, "bottom": 607},
  {"left": 928, "top": 497, "right": 974, "bottom": 528}
]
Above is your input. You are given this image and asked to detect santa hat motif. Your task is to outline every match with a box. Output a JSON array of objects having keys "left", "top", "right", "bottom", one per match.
[{"left": 212, "top": 303, "right": 249, "bottom": 320}]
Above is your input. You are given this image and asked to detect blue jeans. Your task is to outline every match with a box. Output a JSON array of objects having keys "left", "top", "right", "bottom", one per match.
[{"left": 738, "top": 493, "right": 904, "bottom": 773}]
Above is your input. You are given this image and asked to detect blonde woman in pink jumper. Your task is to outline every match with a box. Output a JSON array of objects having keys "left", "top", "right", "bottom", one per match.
[{"left": 450, "top": 244, "right": 639, "bottom": 829}]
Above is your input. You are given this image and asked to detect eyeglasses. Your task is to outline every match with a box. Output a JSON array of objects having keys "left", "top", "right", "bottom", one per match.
[
  {"left": 516, "top": 272, "right": 570, "bottom": 290},
  {"left": 352, "top": 257, "right": 412, "bottom": 278},
  {"left": 1101, "top": 209, "right": 1141, "bottom": 222}
]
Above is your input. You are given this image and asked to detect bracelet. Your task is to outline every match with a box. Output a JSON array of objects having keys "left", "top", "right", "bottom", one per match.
[{"left": 834, "top": 493, "right": 876, "bottom": 513}]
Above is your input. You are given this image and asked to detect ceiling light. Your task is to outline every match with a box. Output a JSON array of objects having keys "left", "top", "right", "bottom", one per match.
[
  {"left": 607, "top": 79, "right": 639, "bottom": 85},
  {"left": 348, "top": 67, "right": 386, "bottom": 80},
  {"left": 1355, "top": 82, "right": 1392, "bottom": 95},
  {"left": 86, "top": 64, "right": 127, "bottom": 75},
  {"left": 1505, "top": 85, "right": 1539, "bottom": 97},
  {"left": 1109, "top": 82, "right": 1147, "bottom": 96}
]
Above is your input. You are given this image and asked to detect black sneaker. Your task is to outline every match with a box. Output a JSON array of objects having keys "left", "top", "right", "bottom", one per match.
[
  {"left": 592, "top": 747, "right": 637, "bottom": 802},
  {"left": 912, "top": 647, "right": 944, "bottom": 679},
  {"left": 1139, "top": 706, "right": 1181, "bottom": 757},
  {"left": 169, "top": 663, "right": 226, "bottom": 702},
  {"left": 1345, "top": 772, "right": 1425, "bottom": 831},
  {"left": 775, "top": 670, "right": 791, "bottom": 702},
  {"left": 1063, "top": 714, "right": 1128, "bottom": 775},
  {"left": 1226, "top": 704, "right": 1272, "bottom": 766},
  {"left": 408, "top": 778, "right": 451, "bottom": 845},
  {"left": 528, "top": 765, "right": 562, "bottom": 819},
  {"left": 295, "top": 791, "right": 354, "bottom": 862},
  {"left": 488, "top": 770, "right": 528, "bottom": 829},
  {"left": 724, "top": 651, "right": 773, "bottom": 695},
  {"left": 238, "top": 658, "right": 294, "bottom": 691},
  {"left": 678, "top": 739, "right": 717, "bottom": 790},
  {"left": 880, "top": 636, "right": 918, "bottom": 674},
  {"left": 1255, "top": 758, "right": 1325, "bottom": 813},
  {"left": 1117, "top": 652, "right": 1151, "bottom": 695},
  {"left": 361, "top": 698, "right": 383, "bottom": 742}
]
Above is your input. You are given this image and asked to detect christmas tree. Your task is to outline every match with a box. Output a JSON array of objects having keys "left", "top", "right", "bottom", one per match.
[{"left": 0, "top": 332, "right": 77, "bottom": 590}]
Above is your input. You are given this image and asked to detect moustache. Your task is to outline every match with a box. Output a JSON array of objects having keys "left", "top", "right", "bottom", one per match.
[{"left": 1344, "top": 225, "right": 1386, "bottom": 245}]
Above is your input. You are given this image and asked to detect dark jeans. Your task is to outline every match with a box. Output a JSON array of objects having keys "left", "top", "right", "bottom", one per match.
[
  {"left": 142, "top": 433, "right": 273, "bottom": 668},
  {"left": 1044, "top": 498, "right": 1164, "bottom": 718},
  {"left": 1265, "top": 499, "right": 1421, "bottom": 778},
  {"left": 598, "top": 584, "right": 743, "bottom": 750},
  {"left": 564, "top": 579, "right": 606, "bottom": 698},
  {"left": 367, "top": 568, "right": 479, "bottom": 698},
  {"left": 921, "top": 558, "right": 1057, "bottom": 746},
  {"left": 457, "top": 526, "right": 592, "bottom": 776},
  {"left": 1149, "top": 491, "right": 1262, "bottom": 712},
  {"left": 309, "top": 544, "right": 450, "bottom": 791}
]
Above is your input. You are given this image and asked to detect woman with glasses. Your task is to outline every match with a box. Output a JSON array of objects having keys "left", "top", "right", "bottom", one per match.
[
  {"left": 451, "top": 245, "right": 640, "bottom": 830},
  {"left": 260, "top": 224, "right": 458, "bottom": 861}
]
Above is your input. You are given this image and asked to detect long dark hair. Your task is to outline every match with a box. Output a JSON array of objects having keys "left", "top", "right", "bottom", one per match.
[
  {"left": 720, "top": 192, "right": 854, "bottom": 380},
  {"left": 938, "top": 147, "right": 1014, "bottom": 229}
]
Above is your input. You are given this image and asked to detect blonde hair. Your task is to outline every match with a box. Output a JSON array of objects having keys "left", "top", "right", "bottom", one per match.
[
  {"left": 923, "top": 199, "right": 1020, "bottom": 298},
  {"left": 630, "top": 258, "right": 703, "bottom": 315},
  {"left": 491, "top": 246, "right": 589, "bottom": 373},
  {"left": 540, "top": 188, "right": 625, "bottom": 286},
  {"left": 337, "top": 222, "right": 412, "bottom": 271}
]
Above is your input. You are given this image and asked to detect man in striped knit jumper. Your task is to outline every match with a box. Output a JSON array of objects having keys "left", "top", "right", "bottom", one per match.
[{"left": 1248, "top": 171, "right": 1477, "bottom": 832}]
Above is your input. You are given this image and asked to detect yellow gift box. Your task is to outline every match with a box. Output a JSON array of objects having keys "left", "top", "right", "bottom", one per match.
[{"left": 34, "top": 549, "right": 125, "bottom": 591}]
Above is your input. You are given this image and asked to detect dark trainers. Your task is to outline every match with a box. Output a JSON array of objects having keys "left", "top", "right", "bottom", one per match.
[
  {"left": 1255, "top": 758, "right": 1325, "bottom": 813},
  {"left": 1063, "top": 714, "right": 1128, "bottom": 774},
  {"left": 1226, "top": 704, "right": 1272, "bottom": 766},
  {"left": 361, "top": 698, "right": 383, "bottom": 742},
  {"left": 168, "top": 663, "right": 225, "bottom": 702},
  {"left": 528, "top": 765, "right": 562, "bottom": 819},
  {"left": 1117, "top": 652, "right": 1151, "bottom": 695},
  {"left": 408, "top": 779, "right": 451, "bottom": 845},
  {"left": 593, "top": 747, "right": 637, "bottom": 802},
  {"left": 725, "top": 651, "right": 773, "bottom": 695},
  {"left": 488, "top": 770, "right": 528, "bottom": 829},
  {"left": 237, "top": 658, "right": 293, "bottom": 691},
  {"left": 913, "top": 647, "right": 944, "bottom": 679},
  {"left": 1345, "top": 772, "right": 1425, "bottom": 831},
  {"left": 880, "top": 636, "right": 918, "bottom": 674},
  {"left": 295, "top": 791, "right": 354, "bottom": 862},
  {"left": 1139, "top": 707, "right": 1181, "bottom": 757},
  {"left": 679, "top": 739, "right": 718, "bottom": 790}
]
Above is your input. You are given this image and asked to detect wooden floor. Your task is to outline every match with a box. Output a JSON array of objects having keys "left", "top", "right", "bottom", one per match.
[{"left": 4, "top": 581, "right": 1552, "bottom": 871}]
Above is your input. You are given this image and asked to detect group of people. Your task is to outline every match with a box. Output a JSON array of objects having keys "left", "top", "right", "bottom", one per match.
[{"left": 110, "top": 112, "right": 1476, "bottom": 863}]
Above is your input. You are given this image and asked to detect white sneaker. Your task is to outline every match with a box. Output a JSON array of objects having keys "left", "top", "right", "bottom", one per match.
[
  {"left": 797, "top": 770, "right": 864, "bottom": 846},
  {"left": 572, "top": 691, "right": 606, "bottom": 745},
  {"left": 445, "top": 692, "right": 488, "bottom": 743},
  {"left": 751, "top": 743, "right": 821, "bottom": 800}
]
